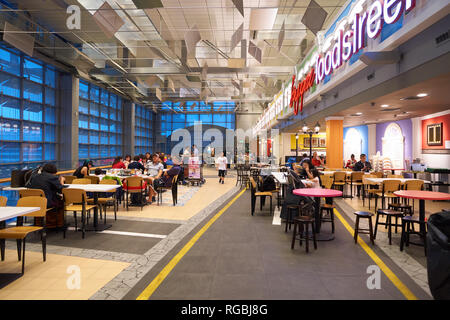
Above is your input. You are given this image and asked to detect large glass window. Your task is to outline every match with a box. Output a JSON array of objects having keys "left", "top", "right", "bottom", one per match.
[
  {"left": 134, "top": 104, "right": 153, "bottom": 155},
  {"left": 78, "top": 80, "right": 123, "bottom": 162},
  {"left": 0, "top": 44, "right": 60, "bottom": 178}
]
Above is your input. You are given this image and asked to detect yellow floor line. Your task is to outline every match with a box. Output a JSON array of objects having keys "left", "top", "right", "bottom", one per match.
[
  {"left": 136, "top": 188, "right": 247, "bottom": 300},
  {"left": 333, "top": 208, "right": 418, "bottom": 300}
]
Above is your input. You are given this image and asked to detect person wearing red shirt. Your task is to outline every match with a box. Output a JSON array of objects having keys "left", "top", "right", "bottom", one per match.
[
  {"left": 112, "top": 156, "right": 126, "bottom": 169},
  {"left": 345, "top": 154, "right": 357, "bottom": 169},
  {"left": 311, "top": 152, "right": 323, "bottom": 167}
]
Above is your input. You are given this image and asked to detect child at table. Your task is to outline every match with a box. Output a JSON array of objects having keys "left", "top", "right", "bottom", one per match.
[{"left": 304, "top": 169, "right": 321, "bottom": 188}]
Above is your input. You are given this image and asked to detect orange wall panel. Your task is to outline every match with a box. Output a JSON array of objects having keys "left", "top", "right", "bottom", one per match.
[
  {"left": 421, "top": 114, "right": 450, "bottom": 150},
  {"left": 326, "top": 119, "right": 344, "bottom": 168}
]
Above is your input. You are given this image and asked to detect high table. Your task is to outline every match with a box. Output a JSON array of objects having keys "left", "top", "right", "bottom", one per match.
[
  {"left": 394, "top": 190, "right": 450, "bottom": 235},
  {"left": 64, "top": 184, "right": 121, "bottom": 231},
  {"left": 292, "top": 188, "right": 342, "bottom": 241}
]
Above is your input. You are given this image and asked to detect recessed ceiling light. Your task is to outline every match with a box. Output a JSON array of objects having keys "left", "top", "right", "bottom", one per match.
[
  {"left": 381, "top": 104, "right": 389, "bottom": 108},
  {"left": 417, "top": 93, "right": 428, "bottom": 97},
  {"left": 356, "top": 112, "right": 363, "bottom": 115}
]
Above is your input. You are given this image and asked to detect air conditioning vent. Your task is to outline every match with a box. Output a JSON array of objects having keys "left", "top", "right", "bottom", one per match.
[
  {"left": 436, "top": 30, "right": 449, "bottom": 46},
  {"left": 400, "top": 96, "right": 422, "bottom": 101},
  {"left": 381, "top": 108, "right": 400, "bottom": 112}
]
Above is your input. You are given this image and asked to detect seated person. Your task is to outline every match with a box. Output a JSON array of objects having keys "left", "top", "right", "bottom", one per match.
[
  {"left": 123, "top": 155, "right": 131, "bottom": 168},
  {"left": 112, "top": 156, "right": 126, "bottom": 169},
  {"left": 345, "top": 154, "right": 357, "bottom": 169},
  {"left": 29, "top": 163, "right": 67, "bottom": 209},
  {"left": 73, "top": 160, "right": 93, "bottom": 178},
  {"left": 353, "top": 154, "right": 372, "bottom": 172},
  {"left": 159, "top": 153, "right": 168, "bottom": 169},
  {"left": 128, "top": 155, "right": 145, "bottom": 172},
  {"left": 311, "top": 152, "right": 324, "bottom": 167},
  {"left": 165, "top": 155, "right": 174, "bottom": 166},
  {"left": 303, "top": 168, "right": 321, "bottom": 188},
  {"left": 153, "top": 163, "right": 182, "bottom": 190},
  {"left": 146, "top": 154, "right": 164, "bottom": 180},
  {"left": 298, "top": 160, "right": 316, "bottom": 179}
]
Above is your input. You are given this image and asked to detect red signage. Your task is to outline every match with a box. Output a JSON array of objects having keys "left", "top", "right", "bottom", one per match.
[{"left": 289, "top": 68, "right": 315, "bottom": 115}]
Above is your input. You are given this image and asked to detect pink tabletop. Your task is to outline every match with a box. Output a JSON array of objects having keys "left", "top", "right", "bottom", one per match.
[
  {"left": 394, "top": 190, "right": 450, "bottom": 201},
  {"left": 293, "top": 188, "right": 343, "bottom": 198}
]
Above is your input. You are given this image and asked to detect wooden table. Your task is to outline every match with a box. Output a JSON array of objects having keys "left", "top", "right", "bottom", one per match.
[
  {"left": 293, "top": 188, "right": 342, "bottom": 241},
  {"left": 394, "top": 190, "right": 450, "bottom": 234}
]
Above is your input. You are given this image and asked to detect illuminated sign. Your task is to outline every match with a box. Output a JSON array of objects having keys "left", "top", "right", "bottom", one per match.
[
  {"left": 315, "top": 0, "right": 416, "bottom": 83},
  {"left": 289, "top": 68, "right": 315, "bottom": 115}
]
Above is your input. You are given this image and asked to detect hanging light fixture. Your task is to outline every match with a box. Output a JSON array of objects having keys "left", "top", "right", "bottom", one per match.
[{"left": 314, "top": 122, "right": 321, "bottom": 134}]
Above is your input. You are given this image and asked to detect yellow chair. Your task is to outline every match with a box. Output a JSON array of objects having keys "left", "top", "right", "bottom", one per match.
[
  {"left": 85, "top": 176, "right": 100, "bottom": 184},
  {"left": 62, "top": 188, "right": 98, "bottom": 239},
  {"left": 0, "top": 196, "right": 7, "bottom": 207},
  {"left": 63, "top": 175, "right": 77, "bottom": 184},
  {"left": 321, "top": 174, "right": 333, "bottom": 189},
  {"left": 249, "top": 177, "right": 273, "bottom": 216},
  {"left": 375, "top": 180, "right": 401, "bottom": 212},
  {"left": 349, "top": 172, "right": 364, "bottom": 197},
  {"left": 0, "top": 196, "right": 47, "bottom": 274},
  {"left": 123, "top": 176, "right": 146, "bottom": 211},
  {"left": 362, "top": 174, "right": 380, "bottom": 209},
  {"left": 404, "top": 180, "right": 424, "bottom": 213},
  {"left": 89, "top": 179, "right": 118, "bottom": 221},
  {"left": 19, "top": 189, "right": 45, "bottom": 198},
  {"left": 72, "top": 178, "right": 91, "bottom": 184},
  {"left": 387, "top": 174, "right": 403, "bottom": 178},
  {"left": 332, "top": 172, "right": 347, "bottom": 195},
  {"left": 372, "top": 171, "right": 384, "bottom": 178}
]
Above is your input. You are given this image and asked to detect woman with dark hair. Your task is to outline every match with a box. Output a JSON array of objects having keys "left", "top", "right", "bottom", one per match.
[
  {"left": 123, "top": 155, "right": 131, "bottom": 168},
  {"left": 144, "top": 152, "right": 151, "bottom": 164},
  {"left": 73, "top": 160, "right": 93, "bottom": 178},
  {"left": 299, "top": 160, "right": 316, "bottom": 180},
  {"left": 112, "top": 156, "right": 126, "bottom": 169}
]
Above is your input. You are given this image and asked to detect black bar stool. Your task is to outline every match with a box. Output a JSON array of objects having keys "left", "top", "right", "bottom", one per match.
[
  {"left": 374, "top": 209, "right": 404, "bottom": 245},
  {"left": 285, "top": 204, "right": 300, "bottom": 232},
  {"left": 400, "top": 216, "right": 427, "bottom": 256},
  {"left": 353, "top": 211, "right": 375, "bottom": 245},
  {"left": 320, "top": 203, "right": 335, "bottom": 233},
  {"left": 291, "top": 216, "right": 317, "bottom": 253},
  {"left": 388, "top": 202, "right": 413, "bottom": 215}
]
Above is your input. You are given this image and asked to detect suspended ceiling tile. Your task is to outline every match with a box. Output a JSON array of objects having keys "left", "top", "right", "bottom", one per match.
[{"left": 249, "top": 8, "right": 278, "bottom": 31}]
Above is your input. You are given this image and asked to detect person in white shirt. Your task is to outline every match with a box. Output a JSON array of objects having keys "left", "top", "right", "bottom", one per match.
[
  {"left": 304, "top": 169, "right": 321, "bottom": 189},
  {"left": 216, "top": 152, "right": 227, "bottom": 184},
  {"left": 192, "top": 145, "right": 199, "bottom": 157}
]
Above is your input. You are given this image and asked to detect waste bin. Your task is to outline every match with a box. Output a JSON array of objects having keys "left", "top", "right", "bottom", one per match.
[{"left": 427, "top": 210, "right": 450, "bottom": 300}]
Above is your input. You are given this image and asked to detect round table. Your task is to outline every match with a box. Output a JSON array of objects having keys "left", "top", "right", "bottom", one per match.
[
  {"left": 293, "top": 188, "right": 343, "bottom": 241},
  {"left": 394, "top": 190, "right": 450, "bottom": 234}
]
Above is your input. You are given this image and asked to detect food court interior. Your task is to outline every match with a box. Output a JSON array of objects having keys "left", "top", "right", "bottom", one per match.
[{"left": 0, "top": 0, "right": 449, "bottom": 302}]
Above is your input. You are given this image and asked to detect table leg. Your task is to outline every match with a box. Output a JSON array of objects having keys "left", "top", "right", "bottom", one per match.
[
  {"left": 314, "top": 197, "right": 321, "bottom": 233},
  {"left": 419, "top": 199, "right": 426, "bottom": 235},
  {"left": 85, "top": 192, "right": 112, "bottom": 232},
  {"left": 313, "top": 197, "right": 335, "bottom": 241}
]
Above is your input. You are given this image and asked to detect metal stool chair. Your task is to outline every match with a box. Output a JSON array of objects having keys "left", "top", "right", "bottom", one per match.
[
  {"left": 374, "top": 209, "right": 403, "bottom": 245},
  {"left": 353, "top": 211, "right": 375, "bottom": 245},
  {"left": 291, "top": 216, "right": 317, "bottom": 253},
  {"left": 285, "top": 205, "right": 300, "bottom": 232},
  {"left": 400, "top": 216, "right": 427, "bottom": 256}
]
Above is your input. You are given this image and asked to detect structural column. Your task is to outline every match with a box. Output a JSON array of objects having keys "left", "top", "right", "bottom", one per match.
[
  {"left": 123, "top": 101, "right": 135, "bottom": 156},
  {"left": 326, "top": 117, "right": 344, "bottom": 169},
  {"left": 60, "top": 74, "right": 79, "bottom": 169}
]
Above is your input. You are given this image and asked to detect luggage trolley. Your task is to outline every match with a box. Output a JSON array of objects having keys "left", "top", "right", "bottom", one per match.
[{"left": 187, "top": 157, "right": 205, "bottom": 186}]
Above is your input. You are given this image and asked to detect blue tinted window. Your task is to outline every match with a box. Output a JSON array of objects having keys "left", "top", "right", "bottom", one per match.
[
  {"left": 44, "top": 144, "right": 55, "bottom": 160},
  {"left": 79, "top": 99, "right": 89, "bottom": 114},
  {"left": 0, "top": 73, "right": 20, "bottom": 97},
  {"left": 45, "top": 68, "right": 56, "bottom": 87},
  {"left": 22, "top": 143, "right": 42, "bottom": 161},
  {"left": 200, "top": 114, "right": 212, "bottom": 123},
  {"left": 0, "top": 96, "right": 20, "bottom": 119},
  {"left": 23, "top": 102, "right": 43, "bottom": 122},
  {"left": 0, "top": 119, "right": 20, "bottom": 140},
  {"left": 45, "top": 87, "right": 56, "bottom": 106},
  {"left": 90, "top": 102, "right": 99, "bottom": 116},
  {"left": 79, "top": 80, "right": 89, "bottom": 99},
  {"left": 89, "top": 116, "right": 99, "bottom": 130},
  {"left": 214, "top": 114, "right": 226, "bottom": 123},
  {"left": 89, "top": 145, "right": 99, "bottom": 158},
  {"left": 0, "top": 48, "right": 20, "bottom": 76},
  {"left": 0, "top": 142, "right": 20, "bottom": 163},
  {"left": 79, "top": 144, "right": 89, "bottom": 159},
  {"left": 90, "top": 86, "right": 100, "bottom": 102},
  {"left": 79, "top": 114, "right": 89, "bottom": 129},
  {"left": 23, "top": 123, "right": 42, "bottom": 141},
  {"left": 23, "top": 59, "right": 43, "bottom": 84},
  {"left": 89, "top": 132, "right": 99, "bottom": 144},
  {"left": 79, "top": 129, "right": 89, "bottom": 144},
  {"left": 45, "top": 107, "right": 56, "bottom": 124},
  {"left": 23, "top": 80, "right": 43, "bottom": 103},
  {"left": 44, "top": 125, "right": 56, "bottom": 142}
]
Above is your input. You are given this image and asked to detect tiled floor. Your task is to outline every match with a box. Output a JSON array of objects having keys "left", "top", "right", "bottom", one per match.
[
  {"left": 0, "top": 249, "right": 129, "bottom": 300},
  {"left": 125, "top": 191, "right": 432, "bottom": 300}
]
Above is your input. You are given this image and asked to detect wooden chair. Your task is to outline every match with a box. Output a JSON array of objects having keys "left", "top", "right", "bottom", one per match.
[
  {"left": 387, "top": 174, "right": 403, "bottom": 178},
  {"left": 374, "top": 180, "right": 401, "bottom": 212},
  {"left": 63, "top": 176, "right": 77, "bottom": 184},
  {"left": 403, "top": 180, "right": 424, "bottom": 214},
  {"left": 320, "top": 174, "right": 333, "bottom": 189},
  {"left": 19, "top": 189, "right": 45, "bottom": 198},
  {"left": 258, "top": 176, "right": 280, "bottom": 208},
  {"left": 291, "top": 215, "right": 317, "bottom": 253},
  {"left": 85, "top": 176, "right": 100, "bottom": 184},
  {"left": 249, "top": 177, "right": 273, "bottom": 216},
  {"left": 332, "top": 172, "right": 347, "bottom": 194},
  {"left": 123, "top": 176, "right": 146, "bottom": 211},
  {"left": 71, "top": 178, "right": 91, "bottom": 184},
  {"left": 88, "top": 179, "right": 118, "bottom": 221},
  {"left": 0, "top": 196, "right": 47, "bottom": 274},
  {"left": 372, "top": 172, "right": 384, "bottom": 178},
  {"left": 62, "top": 188, "right": 98, "bottom": 239},
  {"left": 157, "top": 175, "right": 178, "bottom": 206},
  {"left": 0, "top": 196, "right": 6, "bottom": 207},
  {"left": 362, "top": 175, "right": 380, "bottom": 209},
  {"left": 349, "top": 172, "right": 364, "bottom": 198}
]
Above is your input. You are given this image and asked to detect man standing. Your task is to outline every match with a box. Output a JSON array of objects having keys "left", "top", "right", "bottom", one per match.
[
  {"left": 353, "top": 154, "right": 372, "bottom": 172},
  {"left": 215, "top": 152, "right": 227, "bottom": 184}
]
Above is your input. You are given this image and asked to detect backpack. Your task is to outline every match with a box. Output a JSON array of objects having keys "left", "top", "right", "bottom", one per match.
[
  {"left": 24, "top": 166, "right": 42, "bottom": 188},
  {"left": 11, "top": 169, "right": 31, "bottom": 187}
]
